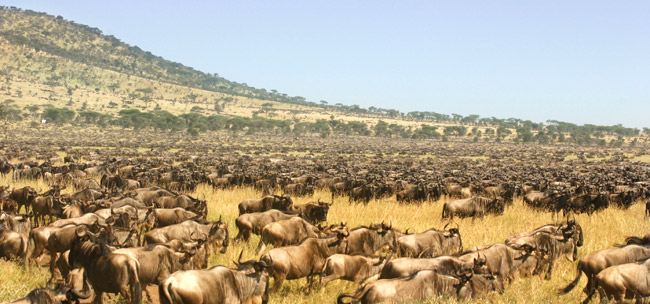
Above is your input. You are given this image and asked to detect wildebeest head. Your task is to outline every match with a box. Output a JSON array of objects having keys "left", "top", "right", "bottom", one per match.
[{"left": 209, "top": 216, "right": 229, "bottom": 253}]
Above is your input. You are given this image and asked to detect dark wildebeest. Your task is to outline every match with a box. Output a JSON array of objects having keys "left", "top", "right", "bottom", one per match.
[
  {"left": 290, "top": 199, "right": 332, "bottom": 224},
  {"left": 336, "top": 269, "right": 463, "bottom": 304},
  {"left": 2, "top": 285, "right": 91, "bottom": 304},
  {"left": 396, "top": 224, "right": 462, "bottom": 258},
  {"left": 283, "top": 183, "right": 314, "bottom": 197},
  {"left": 158, "top": 254, "right": 273, "bottom": 304},
  {"left": 559, "top": 235, "right": 650, "bottom": 298},
  {"left": 255, "top": 217, "right": 332, "bottom": 255},
  {"left": 234, "top": 209, "right": 298, "bottom": 242},
  {"left": 346, "top": 222, "right": 398, "bottom": 255},
  {"left": 320, "top": 253, "right": 391, "bottom": 289},
  {"left": 260, "top": 225, "right": 350, "bottom": 292},
  {"left": 645, "top": 201, "right": 650, "bottom": 219},
  {"left": 238, "top": 195, "right": 293, "bottom": 215},
  {"left": 113, "top": 243, "right": 194, "bottom": 301},
  {"left": 31, "top": 195, "right": 64, "bottom": 227},
  {"left": 0, "top": 223, "right": 28, "bottom": 264},
  {"left": 585, "top": 257, "right": 650, "bottom": 303},
  {"left": 396, "top": 183, "right": 429, "bottom": 203},
  {"left": 143, "top": 219, "right": 229, "bottom": 254},
  {"left": 67, "top": 229, "right": 142, "bottom": 304},
  {"left": 563, "top": 192, "right": 610, "bottom": 215},
  {"left": 8, "top": 186, "right": 37, "bottom": 214},
  {"left": 349, "top": 184, "right": 375, "bottom": 204},
  {"left": 441, "top": 196, "right": 504, "bottom": 220}
]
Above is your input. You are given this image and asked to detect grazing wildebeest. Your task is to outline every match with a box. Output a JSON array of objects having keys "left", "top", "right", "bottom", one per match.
[
  {"left": 2, "top": 285, "right": 91, "bottom": 304},
  {"left": 379, "top": 254, "right": 485, "bottom": 280},
  {"left": 345, "top": 222, "right": 398, "bottom": 255},
  {"left": 143, "top": 219, "right": 229, "bottom": 254},
  {"left": 396, "top": 224, "right": 462, "bottom": 258}
]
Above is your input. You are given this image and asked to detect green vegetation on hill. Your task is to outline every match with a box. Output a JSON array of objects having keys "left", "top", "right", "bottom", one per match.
[{"left": 0, "top": 6, "right": 647, "bottom": 147}]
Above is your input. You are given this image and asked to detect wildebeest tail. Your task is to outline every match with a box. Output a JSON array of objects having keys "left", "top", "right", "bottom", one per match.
[
  {"left": 337, "top": 294, "right": 359, "bottom": 304},
  {"left": 127, "top": 259, "right": 142, "bottom": 304},
  {"left": 159, "top": 279, "right": 174, "bottom": 304},
  {"left": 558, "top": 262, "right": 583, "bottom": 294},
  {"left": 21, "top": 234, "right": 29, "bottom": 269},
  {"left": 581, "top": 279, "right": 597, "bottom": 304},
  {"left": 441, "top": 203, "right": 448, "bottom": 219}
]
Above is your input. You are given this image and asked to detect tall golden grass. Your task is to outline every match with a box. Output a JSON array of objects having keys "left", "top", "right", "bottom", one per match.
[{"left": 0, "top": 173, "right": 647, "bottom": 303}]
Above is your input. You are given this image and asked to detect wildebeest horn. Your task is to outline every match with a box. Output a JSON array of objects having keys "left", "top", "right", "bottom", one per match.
[
  {"left": 238, "top": 250, "right": 244, "bottom": 264},
  {"left": 75, "top": 226, "right": 88, "bottom": 238},
  {"left": 67, "top": 287, "right": 93, "bottom": 300},
  {"left": 218, "top": 215, "right": 222, "bottom": 222},
  {"left": 443, "top": 223, "right": 449, "bottom": 230}
]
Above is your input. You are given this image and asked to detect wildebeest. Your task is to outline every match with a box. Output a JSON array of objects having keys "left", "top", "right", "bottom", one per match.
[
  {"left": 346, "top": 222, "right": 398, "bottom": 255},
  {"left": 320, "top": 253, "right": 391, "bottom": 289},
  {"left": 336, "top": 269, "right": 463, "bottom": 304},
  {"left": 238, "top": 195, "right": 293, "bottom": 215},
  {"left": 559, "top": 235, "right": 650, "bottom": 298},
  {"left": 113, "top": 243, "right": 194, "bottom": 301},
  {"left": 143, "top": 219, "right": 229, "bottom": 254},
  {"left": 151, "top": 208, "right": 200, "bottom": 228},
  {"left": 585, "top": 257, "right": 650, "bottom": 303},
  {"left": 154, "top": 195, "right": 207, "bottom": 217},
  {"left": 396, "top": 224, "right": 462, "bottom": 258},
  {"left": 0, "top": 223, "right": 28, "bottom": 264},
  {"left": 441, "top": 196, "right": 504, "bottom": 220},
  {"left": 234, "top": 209, "right": 298, "bottom": 242},
  {"left": 396, "top": 183, "right": 429, "bottom": 203},
  {"left": 290, "top": 199, "right": 332, "bottom": 224},
  {"left": 8, "top": 186, "right": 37, "bottom": 214},
  {"left": 1, "top": 285, "right": 91, "bottom": 304},
  {"left": 158, "top": 255, "right": 273, "bottom": 304},
  {"left": 460, "top": 243, "right": 549, "bottom": 283},
  {"left": 379, "top": 254, "right": 484, "bottom": 280},
  {"left": 260, "top": 225, "right": 350, "bottom": 292},
  {"left": 255, "top": 217, "right": 331, "bottom": 255},
  {"left": 68, "top": 232, "right": 142, "bottom": 304}
]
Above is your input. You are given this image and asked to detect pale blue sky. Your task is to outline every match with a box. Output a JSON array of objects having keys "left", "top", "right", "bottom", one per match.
[{"left": 4, "top": 1, "right": 649, "bottom": 128}]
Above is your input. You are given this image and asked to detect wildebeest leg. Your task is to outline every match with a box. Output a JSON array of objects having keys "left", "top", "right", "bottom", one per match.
[
  {"left": 48, "top": 252, "right": 61, "bottom": 285},
  {"left": 271, "top": 273, "right": 286, "bottom": 293},
  {"left": 92, "top": 291, "right": 105, "bottom": 304},
  {"left": 320, "top": 274, "right": 336, "bottom": 291}
]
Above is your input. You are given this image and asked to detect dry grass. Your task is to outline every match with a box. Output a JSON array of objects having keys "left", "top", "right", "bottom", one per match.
[{"left": 0, "top": 172, "right": 647, "bottom": 303}]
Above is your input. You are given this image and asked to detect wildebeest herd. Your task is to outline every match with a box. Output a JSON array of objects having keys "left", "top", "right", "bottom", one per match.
[{"left": 0, "top": 127, "right": 649, "bottom": 303}]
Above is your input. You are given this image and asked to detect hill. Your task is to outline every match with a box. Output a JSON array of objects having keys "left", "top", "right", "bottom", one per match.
[{"left": 0, "top": 6, "right": 646, "bottom": 146}]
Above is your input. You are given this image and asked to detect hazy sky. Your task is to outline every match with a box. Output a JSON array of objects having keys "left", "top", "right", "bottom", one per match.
[{"left": 4, "top": 1, "right": 649, "bottom": 128}]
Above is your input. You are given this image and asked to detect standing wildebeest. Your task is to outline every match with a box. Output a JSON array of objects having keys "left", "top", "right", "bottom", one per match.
[
  {"left": 234, "top": 209, "right": 298, "bottom": 242},
  {"left": 260, "top": 226, "right": 350, "bottom": 292},
  {"left": 563, "top": 192, "right": 610, "bottom": 215},
  {"left": 68, "top": 231, "right": 142, "bottom": 304},
  {"left": 151, "top": 208, "right": 200, "bottom": 228},
  {"left": 460, "top": 243, "right": 549, "bottom": 283},
  {"left": 379, "top": 254, "right": 485, "bottom": 280},
  {"left": 396, "top": 225, "right": 462, "bottom": 258},
  {"left": 0, "top": 223, "right": 28, "bottom": 264},
  {"left": 290, "top": 199, "right": 332, "bottom": 224},
  {"left": 154, "top": 195, "right": 207, "bottom": 217},
  {"left": 143, "top": 219, "right": 229, "bottom": 254},
  {"left": 158, "top": 255, "right": 273, "bottom": 304},
  {"left": 442, "top": 196, "right": 504, "bottom": 220},
  {"left": 346, "top": 222, "right": 398, "bottom": 255},
  {"left": 113, "top": 243, "right": 194, "bottom": 301},
  {"left": 559, "top": 235, "right": 650, "bottom": 299},
  {"left": 585, "top": 258, "right": 650, "bottom": 303},
  {"left": 255, "top": 217, "right": 332, "bottom": 254},
  {"left": 396, "top": 183, "right": 429, "bottom": 203},
  {"left": 320, "top": 253, "right": 391, "bottom": 289},
  {"left": 336, "top": 269, "right": 463, "bottom": 304},
  {"left": 8, "top": 186, "right": 37, "bottom": 214},
  {"left": 238, "top": 195, "right": 293, "bottom": 215}
]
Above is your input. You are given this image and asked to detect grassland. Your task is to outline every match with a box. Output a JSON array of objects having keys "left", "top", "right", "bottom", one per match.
[{"left": 0, "top": 172, "right": 647, "bottom": 303}]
